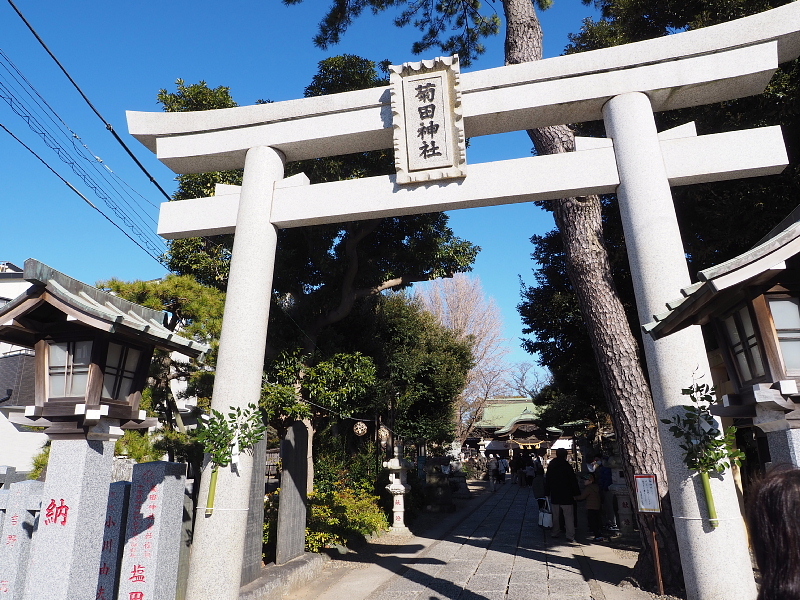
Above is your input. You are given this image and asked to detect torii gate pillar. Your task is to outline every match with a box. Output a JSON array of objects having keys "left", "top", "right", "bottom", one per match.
[
  {"left": 603, "top": 92, "right": 756, "bottom": 600},
  {"left": 185, "top": 146, "right": 284, "bottom": 600}
]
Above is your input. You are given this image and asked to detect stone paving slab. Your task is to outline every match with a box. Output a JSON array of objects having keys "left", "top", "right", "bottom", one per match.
[
  {"left": 465, "top": 575, "right": 510, "bottom": 590},
  {"left": 507, "top": 582, "right": 549, "bottom": 599},
  {"left": 508, "top": 570, "right": 548, "bottom": 584}
]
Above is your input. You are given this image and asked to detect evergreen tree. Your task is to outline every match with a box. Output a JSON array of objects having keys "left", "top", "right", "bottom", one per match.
[{"left": 520, "top": 0, "right": 799, "bottom": 588}]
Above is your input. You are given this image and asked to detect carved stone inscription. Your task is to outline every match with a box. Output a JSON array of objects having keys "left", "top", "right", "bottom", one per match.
[
  {"left": 390, "top": 55, "right": 466, "bottom": 184},
  {"left": 404, "top": 74, "right": 450, "bottom": 171}
]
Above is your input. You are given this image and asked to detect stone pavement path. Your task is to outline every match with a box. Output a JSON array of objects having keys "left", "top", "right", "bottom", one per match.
[
  {"left": 286, "top": 482, "right": 632, "bottom": 600},
  {"left": 392, "top": 482, "right": 591, "bottom": 600}
]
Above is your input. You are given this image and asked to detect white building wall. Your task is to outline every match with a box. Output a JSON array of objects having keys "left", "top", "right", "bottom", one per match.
[{"left": 0, "top": 263, "right": 47, "bottom": 472}]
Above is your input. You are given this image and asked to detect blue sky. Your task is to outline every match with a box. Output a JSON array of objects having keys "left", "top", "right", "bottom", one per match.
[{"left": 1, "top": 0, "right": 600, "bottom": 369}]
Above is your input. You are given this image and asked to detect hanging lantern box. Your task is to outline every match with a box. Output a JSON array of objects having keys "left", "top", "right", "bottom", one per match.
[{"left": 0, "top": 259, "right": 207, "bottom": 440}]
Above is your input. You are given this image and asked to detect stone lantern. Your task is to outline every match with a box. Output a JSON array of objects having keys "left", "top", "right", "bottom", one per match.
[
  {"left": 383, "top": 444, "right": 412, "bottom": 533},
  {"left": 0, "top": 259, "right": 207, "bottom": 439},
  {"left": 0, "top": 259, "right": 207, "bottom": 600}
]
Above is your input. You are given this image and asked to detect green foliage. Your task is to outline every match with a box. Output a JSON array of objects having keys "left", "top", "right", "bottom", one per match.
[
  {"left": 305, "top": 353, "right": 378, "bottom": 416},
  {"left": 313, "top": 438, "right": 381, "bottom": 496},
  {"left": 165, "top": 237, "right": 235, "bottom": 290},
  {"left": 660, "top": 382, "right": 745, "bottom": 474},
  {"left": 28, "top": 442, "right": 50, "bottom": 480},
  {"left": 304, "top": 54, "right": 388, "bottom": 96},
  {"left": 99, "top": 274, "right": 224, "bottom": 356},
  {"left": 531, "top": 383, "right": 604, "bottom": 428},
  {"left": 114, "top": 430, "right": 162, "bottom": 463},
  {"left": 285, "top": 0, "right": 516, "bottom": 66},
  {"left": 196, "top": 404, "right": 267, "bottom": 469},
  {"left": 263, "top": 486, "right": 388, "bottom": 557},
  {"left": 306, "top": 489, "right": 388, "bottom": 551},
  {"left": 152, "top": 429, "right": 204, "bottom": 466},
  {"left": 569, "top": 0, "right": 785, "bottom": 51},
  {"left": 157, "top": 78, "right": 237, "bottom": 112},
  {"left": 359, "top": 293, "right": 473, "bottom": 443},
  {"left": 260, "top": 350, "right": 377, "bottom": 429}
]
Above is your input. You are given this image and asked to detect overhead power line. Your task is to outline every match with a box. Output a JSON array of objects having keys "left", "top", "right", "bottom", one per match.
[
  {"left": 0, "top": 46, "right": 160, "bottom": 214},
  {"left": 1, "top": 123, "right": 164, "bottom": 265},
  {"left": 0, "top": 53, "right": 166, "bottom": 256},
  {"left": 5, "top": 0, "right": 236, "bottom": 268},
  {"left": 6, "top": 0, "right": 172, "bottom": 203}
]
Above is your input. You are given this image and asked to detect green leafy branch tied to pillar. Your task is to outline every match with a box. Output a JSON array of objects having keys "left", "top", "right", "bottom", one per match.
[
  {"left": 661, "top": 382, "right": 745, "bottom": 528},
  {"left": 196, "top": 403, "right": 267, "bottom": 515}
]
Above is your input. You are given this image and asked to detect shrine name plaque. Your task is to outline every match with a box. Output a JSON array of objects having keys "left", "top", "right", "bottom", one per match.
[{"left": 389, "top": 55, "right": 467, "bottom": 185}]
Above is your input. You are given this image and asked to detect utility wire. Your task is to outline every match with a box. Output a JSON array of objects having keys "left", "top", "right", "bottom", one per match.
[
  {"left": 0, "top": 122, "right": 164, "bottom": 265},
  {"left": 0, "top": 47, "right": 160, "bottom": 213},
  {"left": 0, "top": 80, "right": 165, "bottom": 254},
  {"left": 0, "top": 52, "right": 160, "bottom": 232},
  {"left": 6, "top": 0, "right": 251, "bottom": 267},
  {"left": 7, "top": 0, "right": 172, "bottom": 202},
  {"left": 6, "top": 1, "right": 234, "bottom": 263}
]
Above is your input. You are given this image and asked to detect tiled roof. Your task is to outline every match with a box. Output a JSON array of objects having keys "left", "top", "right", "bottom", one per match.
[
  {"left": 644, "top": 217, "right": 800, "bottom": 339},
  {"left": 0, "top": 259, "right": 208, "bottom": 356},
  {"left": 474, "top": 399, "right": 541, "bottom": 432}
]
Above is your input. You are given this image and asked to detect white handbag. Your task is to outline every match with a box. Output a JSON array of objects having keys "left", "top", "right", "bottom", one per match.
[{"left": 538, "top": 497, "right": 553, "bottom": 528}]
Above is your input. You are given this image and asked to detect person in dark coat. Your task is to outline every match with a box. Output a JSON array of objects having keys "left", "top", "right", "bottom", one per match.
[
  {"left": 545, "top": 448, "right": 580, "bottom": 541},
  {"left": 747, "top": 466, "right": 800, "bottom": 600},
  {"left": 512, "top": 454, "right": 526, "bottom": 486}
]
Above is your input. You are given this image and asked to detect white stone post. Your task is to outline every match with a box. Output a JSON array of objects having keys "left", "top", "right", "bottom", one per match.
[
  {"left": 186, "top": 146, "right": 284, "bottom": 600},
  {"left": 602, "top": 92, "right": 757, "bottom": 600},
  {"left": 22, "top": 438, "right": 115, "bottom": 600},
  {"left": 383, "top": 446, "right": 411, "bottom": 533}
]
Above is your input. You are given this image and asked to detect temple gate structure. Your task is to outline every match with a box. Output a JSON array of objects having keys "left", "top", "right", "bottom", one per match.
[{"left": 127, "top": 4, "right": 800, "bottom": 599}]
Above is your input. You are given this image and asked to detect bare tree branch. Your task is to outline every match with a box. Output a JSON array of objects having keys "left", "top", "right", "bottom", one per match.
[{"left": 417, "top": 273, "right": 513, "bottom": 442}]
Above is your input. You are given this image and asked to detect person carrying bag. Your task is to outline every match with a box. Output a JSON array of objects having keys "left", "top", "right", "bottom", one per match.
[{"left": 538, "top": 497, "right": 553, "bottom": 528}]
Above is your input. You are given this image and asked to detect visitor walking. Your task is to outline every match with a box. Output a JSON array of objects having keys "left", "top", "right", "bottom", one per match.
[
  {"left": 498, "top": 456, "right": 509, "bottom": 485},
  {"left": 545, "top": 448, "right": 580, "bottom": 542}
]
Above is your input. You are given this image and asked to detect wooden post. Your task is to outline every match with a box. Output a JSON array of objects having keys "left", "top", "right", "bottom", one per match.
[{"left": 650, "top": 513, "right": 665, "bottom": 596}]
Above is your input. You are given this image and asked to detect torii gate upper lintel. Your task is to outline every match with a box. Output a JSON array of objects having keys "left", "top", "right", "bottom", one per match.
[{"left": 126, "top": 4, "right": 800, "bottom": 600}]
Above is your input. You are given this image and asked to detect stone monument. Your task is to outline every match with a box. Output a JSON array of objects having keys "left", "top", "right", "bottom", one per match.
[
  {"left": 0, "top": 480, "right": 43, "bottom": 599},
  {"left": 274, "top": 422, "right": 308, "bottom": 565},
  {"left": 118, "top": 461, "right": 187, "bottom": 600},
  {"left": 96, "top": 481, "right": 131, "bottom": 600}
]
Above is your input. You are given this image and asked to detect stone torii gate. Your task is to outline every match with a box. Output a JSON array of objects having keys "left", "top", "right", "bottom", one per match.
[{"left": 128, "top": 5, "right": 800, "bottom": 600}]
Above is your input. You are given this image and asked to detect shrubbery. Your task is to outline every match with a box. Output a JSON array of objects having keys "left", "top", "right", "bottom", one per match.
[
  {"left": 306, "top": 488, "right": 388, "bottom": 551},
  {"left": 263, "top": 485, "right": 388, "bottom": 560},
  {"left": 263, "top": 440, "right": 389, "bottom": 560}
]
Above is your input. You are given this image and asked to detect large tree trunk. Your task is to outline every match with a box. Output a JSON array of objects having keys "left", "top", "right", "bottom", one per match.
[{"left": 503, "top": 0, "right": 683, "bottom": 591}]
